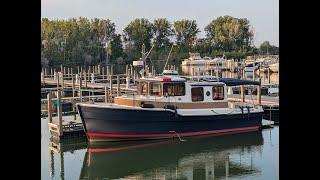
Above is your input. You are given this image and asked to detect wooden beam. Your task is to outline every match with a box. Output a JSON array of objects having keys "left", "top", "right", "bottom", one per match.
[
  {"left": 240, "top": 85, "right": 245, "bottom": 102},
  {"left": 47, "top": 92, "right": 52, "bottom": 123}
]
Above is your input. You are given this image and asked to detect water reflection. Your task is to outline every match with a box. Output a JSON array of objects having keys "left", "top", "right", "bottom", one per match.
[{"left": 77, "top": 131, "right": 263, "bottom": 179}]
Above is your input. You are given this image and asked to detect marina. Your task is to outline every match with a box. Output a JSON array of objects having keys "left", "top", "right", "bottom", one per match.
[
  {"left": 41, "top": 2, "right": 279, "bottom": 178},
  {"left": 41, "top": 61, "right": 278, "bottom": 140}
]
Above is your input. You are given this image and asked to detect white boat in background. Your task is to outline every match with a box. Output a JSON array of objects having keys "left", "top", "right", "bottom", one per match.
[
  {"left": 181, "top": 53, "right": 210, "bottom": 66},
  {"left": 244, "top": 62, "right": 260, "bottom": 72}
]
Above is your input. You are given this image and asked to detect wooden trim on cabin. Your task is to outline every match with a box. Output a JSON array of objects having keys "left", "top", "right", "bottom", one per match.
[
  {"left": 114, "top": 97, "right": 141, "bottom": 107},
  {"left": 114, "top": 97, "right": 228, "bottom": 109}
]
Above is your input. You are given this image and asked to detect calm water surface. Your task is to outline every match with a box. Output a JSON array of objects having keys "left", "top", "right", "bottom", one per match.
[{"left": 41, "top": 116, "right": 278, "bottom": 180}]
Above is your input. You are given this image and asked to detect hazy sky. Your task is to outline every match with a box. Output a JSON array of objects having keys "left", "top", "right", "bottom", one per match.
[{"left": 42, "top": 0, "right": 279, "bottom": 46}]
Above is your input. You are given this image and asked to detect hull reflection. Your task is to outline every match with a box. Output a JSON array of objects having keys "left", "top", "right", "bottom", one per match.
[{"left": 80, "top": 131, "right": 263, "bottom": 179}]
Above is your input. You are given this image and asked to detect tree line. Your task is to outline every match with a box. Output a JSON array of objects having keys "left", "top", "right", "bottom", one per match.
[{"left": 41, "top": 16, "right": 279, "bottom": 68}]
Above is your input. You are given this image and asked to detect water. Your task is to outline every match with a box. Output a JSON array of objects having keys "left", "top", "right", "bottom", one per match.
[{"left": 41, "top": 116, "right": 279, "bottom": 180}]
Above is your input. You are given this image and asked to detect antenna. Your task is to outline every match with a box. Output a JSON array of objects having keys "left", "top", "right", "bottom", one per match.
[{"left": 163, "top": 44, "right": 175, "bottom": 71}]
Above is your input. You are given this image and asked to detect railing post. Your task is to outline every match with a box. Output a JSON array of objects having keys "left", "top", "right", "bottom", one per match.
[{"left": 105, "top": 85, "right": 108, "bottom": 103}]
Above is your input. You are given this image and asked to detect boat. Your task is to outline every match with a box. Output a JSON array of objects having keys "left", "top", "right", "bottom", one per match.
[
  {"left": 181, "top": 53, "right": 208, "bottom": 66},
  {"left": 181, "top": 53, "right": 231, "bottom": 75},
  {"left": 77, "top": 72, "right": 264, "bottom": 142},
  {"left": 244, "top": 61, "right": 260, "bottom": 72}
]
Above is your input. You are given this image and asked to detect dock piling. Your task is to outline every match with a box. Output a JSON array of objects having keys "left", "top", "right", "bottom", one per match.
[
  {"left": 268, "top": 67, "right": 270, "bottom": 84},
  {"left": 84, "top": 71, "right": 87, "bottom": 88},
  {"left": 57, "top": 72, "right": 60, "bottom": 90},
  {"left": 257, "top": 79, "right": 261, "bottom": 104},
  {"left": 61, "top": 72, "right": 64, "bottom": 96},
  {"left": 253, "top": 70, "right": 255, "bottom": 81},
  {"left": 72, "top": 75, "right": 75, "bottom": 98},
  {"left": 102, "top": 66, "right": 105, "bottom": 79},
  {"left": 79, "top": 73, "right": 82, "bottom": 102},
  {"left": 91, "top": 73, "right": 95, "bottom": 83},
  {"left": 117, "top": 75, "right": 120, "bottom": 96},
  {"left": 57, "top": 90, "right": 63, "bottom": 136},
  {"left": 240, "top": 85, "right": 245, "bottom": 102},
  {"left": 47, "top": 92, "right": 52, "bottom": 123},
  {"left": 109, "top": 75, "right": 113, "bottom": 98}
]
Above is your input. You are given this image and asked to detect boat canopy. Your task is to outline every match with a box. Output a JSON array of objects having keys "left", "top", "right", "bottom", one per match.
[{"left": 218, "top": 78, "right": 261, "bottom": 86}]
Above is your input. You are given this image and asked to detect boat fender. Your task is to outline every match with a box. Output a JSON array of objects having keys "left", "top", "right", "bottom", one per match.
[
  {"left": 140, "top": 101, "right": 154, "bottom": 108},
  {"left": 246, "top": 106, "right": 250, "bottom": 120},
  {"left": 239, "top": 106, "right": 244, "bottom": 118}
]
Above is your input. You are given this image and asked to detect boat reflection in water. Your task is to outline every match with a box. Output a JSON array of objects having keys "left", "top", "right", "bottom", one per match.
[{"left": 80, "top": 131, "right": 263, "bottom": 179}]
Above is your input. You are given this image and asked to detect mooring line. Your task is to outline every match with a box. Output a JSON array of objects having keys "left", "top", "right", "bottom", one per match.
[{"left": 169, "top": 131, "right": 186, "bottom": 142}]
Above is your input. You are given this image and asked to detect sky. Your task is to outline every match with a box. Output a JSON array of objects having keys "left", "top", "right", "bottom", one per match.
[{"left": 41, "top": 0, "right": 279, "bottom": 46}]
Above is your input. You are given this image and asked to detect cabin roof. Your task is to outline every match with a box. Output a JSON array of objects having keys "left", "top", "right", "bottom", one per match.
[
  {"left": 218, "top": 78, "right": 261, "bottom": 86},
  {"left": 139, "top": 75, "right": 186, "bottom": 82}
]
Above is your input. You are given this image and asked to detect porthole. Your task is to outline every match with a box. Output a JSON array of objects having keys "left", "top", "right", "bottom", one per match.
[{"left": 206, "top": 91, "right": 210, "bottom": 96}]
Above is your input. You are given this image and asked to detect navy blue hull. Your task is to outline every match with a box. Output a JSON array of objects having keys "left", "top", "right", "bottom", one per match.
[{"left": 77, "top": 105, "right": 263, "bottom": 142}]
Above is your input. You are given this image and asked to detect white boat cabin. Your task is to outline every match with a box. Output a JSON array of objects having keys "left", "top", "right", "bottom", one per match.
[{"left": 114, "top": 75, "right": 229, "bottom": 109}]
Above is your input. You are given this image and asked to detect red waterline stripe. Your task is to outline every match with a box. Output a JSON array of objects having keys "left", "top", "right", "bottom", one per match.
[{"left": 87, "top": 126, "right": 259, "bottom": 139}]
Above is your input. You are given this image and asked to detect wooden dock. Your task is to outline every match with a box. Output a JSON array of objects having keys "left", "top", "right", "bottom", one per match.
[
  {"left": 43, "top": 77, "right": 137, "bottom": 92},
  {"left": 228, "top": 94, "right": 279, "bottom": 122},
  {"left": 228, "top": 94, "right": 279, "bottom": 107}
]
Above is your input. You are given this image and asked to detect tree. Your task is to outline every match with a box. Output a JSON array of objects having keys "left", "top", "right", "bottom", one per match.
[
  {"left": 109, "top": 34, "right": 124, "bottom": 61},
  {"left": 259, "top": 41, "right": 279, "bottom": 55},
  {"left": 205, "top": 16, "right": 254, "bottom": 51},
  {"left": 123, "top": 18, "right": 153, "bottom": 51},
  {"left": 173, "top": 20, "right": 200, "bottom": 47},
  {"left": 41, "top": 18, "right": 118, "bottom": 67},
  {"left": 152, "top": 18, "right": 173, "bottom": 48}
]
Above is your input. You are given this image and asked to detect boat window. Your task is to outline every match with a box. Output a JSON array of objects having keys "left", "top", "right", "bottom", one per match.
[
  {"left": 191, "top": 87, "right": 204, "bottom": 101},
  {"left": 163, "top": 83, "right": 185, "bottom": 96},
  {"left": 139, "top": 82, "right": 148, "bottom": 95},
  {"left": 149, "top": 82, "right": 162, "bottom": 96},
  {"left": 212, "top": 86, "right": 224, "bottom": 100}
]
